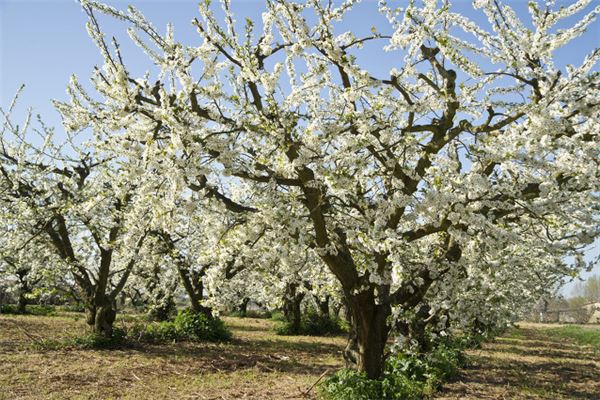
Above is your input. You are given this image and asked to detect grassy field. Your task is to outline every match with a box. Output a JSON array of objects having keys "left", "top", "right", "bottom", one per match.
[
  {"left": 544, "top": 325, "right": 600, "bottom": 353},
  {"left": 435, "top": 323, "right": 600, "bottom": 400},
  {"left": 2, "top": 314, "right": 599, "bottom": 399},
  {"left": 0, "top": 313, "right": 345, "bottom": 399}
]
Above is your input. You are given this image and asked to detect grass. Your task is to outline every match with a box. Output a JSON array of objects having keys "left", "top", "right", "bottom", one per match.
[
  {"left": 0, "top": 313, "right": 345, "bottom": 399},
  {"left": 543, "top": 325, "right": 600, "bottom": 353},
  {"left": 435, "top": 324, "right": 600, "bottom": 399},
  {"left": 3, "top": 314, "right": 599, "bottom": 400}
]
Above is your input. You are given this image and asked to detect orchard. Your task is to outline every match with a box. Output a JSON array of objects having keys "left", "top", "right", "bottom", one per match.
[{"left": 1, "top": 0, "right": 598, "bottom": 399}]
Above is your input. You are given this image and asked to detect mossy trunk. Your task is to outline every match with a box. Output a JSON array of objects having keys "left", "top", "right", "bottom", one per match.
[{"left": 94, "top": 305, "right": 116, "bottom": 336}]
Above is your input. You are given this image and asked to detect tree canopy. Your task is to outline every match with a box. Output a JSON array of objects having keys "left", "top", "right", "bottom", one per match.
[{"left": 1, "top": 0, "right": 598, "bottom": 379}]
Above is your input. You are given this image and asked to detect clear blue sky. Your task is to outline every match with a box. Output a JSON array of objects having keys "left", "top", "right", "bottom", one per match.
[{"left": 0, "top": 0, "right": 598, "bottom": 295}]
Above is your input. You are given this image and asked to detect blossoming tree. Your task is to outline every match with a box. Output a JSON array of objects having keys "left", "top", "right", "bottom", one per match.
[
  {"left": 0, "top": 90, "right": 150, "bottom": 336},
  {"left": 55, "top": 0, "right": 599, "bottom": 377}
]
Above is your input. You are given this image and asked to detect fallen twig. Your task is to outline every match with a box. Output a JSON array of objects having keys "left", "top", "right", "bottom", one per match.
[
  {"left": 302, "top": 368, "right": 330, "bottom": 397},
  {"left": 5, "top": 319, "right": 45, "bottom": 345}
]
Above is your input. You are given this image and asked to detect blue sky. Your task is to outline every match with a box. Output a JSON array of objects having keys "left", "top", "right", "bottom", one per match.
[{"left": 0, "top": 0, "right": 598, "bottom": 295}]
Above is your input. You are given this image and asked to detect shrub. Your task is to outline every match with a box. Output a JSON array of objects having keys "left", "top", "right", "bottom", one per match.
[
  {"left": 318, "top": 369, "right": 383, "bottom": 400},
  {"left": 174, "top": 309, "right": 231, "bottom": 342},
  {"left": 276, "top": 311, "right": 346, "bottom": 336},
  {"left": 27, "top": 305, "right": 57, "bottom": 316},
  {"left": 0, "top": 304, "right": 56, "bottom": 316},
  {"left": 34, "top": 327, "right": 130, "bottom": 350},
  {"left": 229, "top": 309, "right": 272, "bottom": 319},
  {"left": 57, "top": 303, "right": 87, "bottom": 313},
  {"left": 318, "top": 368, "right": 425, "bottom": 400},
  {"left": 301, "top": 311, "right": 347, "bottom": 335},
  {"left": 0, "top": 304, "right": 18, "bottom": 314},
  {"left": 381, "top": 372, "right": 427, "bottom": 399},
  {"left": 270, "top": 311, "right": 286, "bottom": 321},
  {"left": 319, "top": 342, "right": 465, "bottom": 400},
  {"left": 69, "top": 327, "right": 129, "bottom": 349},
  {"left": 128, "top": 310, "right": 231, "bottom": 343},
  {"left": 427, "top": 344, "right": 465, "bottom": 380},
  {"left": 146, "top": 298, "right": 177, "bottom": 322},
  {"left": 128, "top": 321, "right": 179, "bottom": 343},
  {"left": 34, "top": 310, "right": 232, "bottom": 350}
]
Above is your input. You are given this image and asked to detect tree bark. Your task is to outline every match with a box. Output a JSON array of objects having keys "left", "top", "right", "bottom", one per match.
[
  {"left": 411, "top": 304, "right": 432, "bottom": 353},
  {"left": 17, "top": 292, "right": 28, "bottom": 314},
  {"left": 15, "top": 268, "right": 32, "bottom": 314},
  {"left": 315, "top": 294, "right": 330, "bottom": 316},
  {"left": 178, "top": 267, "right": 213, "bottom": 317},
  {"left": 344, "top": 291, "right": 391, "bottom": 379},
  {"left": 238, "top": 297, "right": 250, "bottom": 317},
  {"left": 94, "top": 304, "right": 116, "bottom": 337},
  {"left": 148, "top": 294, "right": 175, "bottom": 321},
  {"left": 84, "top": 296, "right": 116, "bottom": 337},
  {"left": 85, "top": 304, "right": 96, "bottom": 327},
  {"left": 283, "top": 283, "right": 305, "bottom": 334}
]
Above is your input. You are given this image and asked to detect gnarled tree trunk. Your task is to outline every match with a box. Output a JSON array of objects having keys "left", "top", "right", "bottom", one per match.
[
  {"left": 178, "top": 266, "right": 213, "bottom": 317},
  {"left": 84, "top": 296, "right": 117, "bottom": 337},
  {"left": 94, "top": 303, "right": 116, "bottom": 336},
  {"left": 15, "top": 267, "right": 35, "bottom": 314},
  {"left": 283, "top": 283, "right": 305, "bottom": 334},
  {"left": 17, "top": 292, "right": 28, "bottom": 314},
  {"left": 343, "top": 291, "right": 391, "bottom": 379},
  {"left": 238, "top": 297, "right": 250, "bottom": 317},
  {"left": 315, "top": 294, "right": 330, "bottom": 316}
]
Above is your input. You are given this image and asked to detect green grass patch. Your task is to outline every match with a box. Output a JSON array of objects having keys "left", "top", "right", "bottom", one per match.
[
  {"left": 502, "top": 327, "right": 525, "bottom": 340},
  {"left": 544, "top": 325, "right": 600, "bottom": 353},
  {"left": 34, "top": 327, "right": 130, "bottom": 350},
  {"left": 0, "top": 304, "right": 57, "bottom": 316},
  {"left": 126, "top": 309, "right": 231, "bottom": 343}
]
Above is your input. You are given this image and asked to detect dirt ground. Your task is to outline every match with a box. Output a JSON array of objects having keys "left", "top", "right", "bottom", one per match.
[
  {"left": 435, "top": 323, "right": 600, "bottom": 400},
  {"left": 2, "top": 315, "right": 599, "bottom": 399},
  {"left": 0, "top": 314, "right": 344, "bottom": 400}
]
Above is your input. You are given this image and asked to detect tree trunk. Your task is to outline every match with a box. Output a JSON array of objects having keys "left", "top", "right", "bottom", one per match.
[
  {"left": 84, "top": 297, "right": 116, "bottom": 337},
  {"left": 148, "top": 295, "right": 175, "bottom": 321},
  {"left": 17, "top": 292, "right": 28, "bottom": 314},
  {"left": 119, "top": 291, "right": 127, "bottom": 309},
  {"left": 178, "top": 266, "right": 212, "bottom": 317},
  {"left": 290, "top": 295, "right": 303, "bottom": 333},
  {"left": 411, "top": 304, "right": 432, "bottom": 353},
  {"left": 94, "top": 304, "right": 116, "bottom": 337},
  {"left": 315, "top": 294, "right": 330, "bottom": 316},
  {"left": 85, "top": 304, "right": 96, "bottom": 327},
  {"left": 332, "top": 301, "right": 342, "bottom": 318},
  {"left": 344, "top": 291, "right": 391, "bottom": 379},
  {"left": 16, "top": 269, "right": 31, "bottom": 314},
  {"left": 283, "top": 283, "right": 305, "bottom": 334},
  {"left": 238, "top": 297, "right": 250, "bottom": 317}
]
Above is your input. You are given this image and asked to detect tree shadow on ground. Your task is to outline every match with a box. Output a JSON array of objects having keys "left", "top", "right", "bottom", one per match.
[
  {"left": 436, "top": 328, "right": 600, "bottom": 400},
  {"left": 118, "top": 333, "right": 344, "bottom": 376},
  {"left": 486, "top": 343, "right": 598, "bottom": 361}
]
